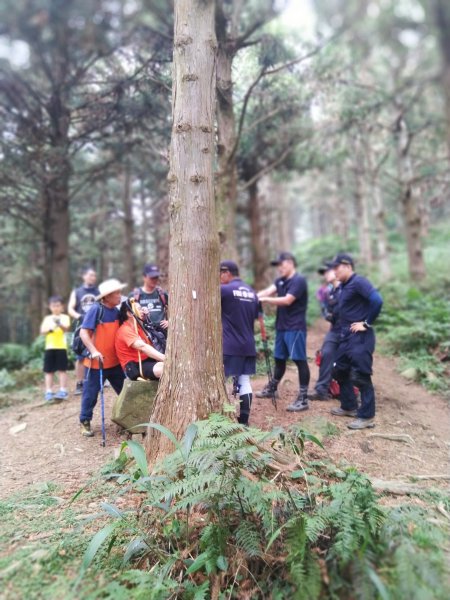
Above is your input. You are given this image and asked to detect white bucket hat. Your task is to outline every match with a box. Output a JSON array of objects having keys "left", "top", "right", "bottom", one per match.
[{"left": 95, "top": 278, "right": 127, "bottom": 301}]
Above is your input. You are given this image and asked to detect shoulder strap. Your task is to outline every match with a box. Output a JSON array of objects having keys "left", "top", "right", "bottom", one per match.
[{"left": 156, "top": 286, "right": 168, "bottom": 318}]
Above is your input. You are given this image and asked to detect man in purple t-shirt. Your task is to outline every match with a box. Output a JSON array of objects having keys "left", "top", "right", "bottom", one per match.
[
  {"left": 220, "top": 260, "right": 259, "bottom": 425},
  {"left": 257, "top": 252, "right": 310, "bottom": 412}
]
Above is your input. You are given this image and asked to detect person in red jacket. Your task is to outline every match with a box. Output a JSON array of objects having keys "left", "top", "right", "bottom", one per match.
[{"left": 115, "top": 300, "right": 165, "bottom": 381}]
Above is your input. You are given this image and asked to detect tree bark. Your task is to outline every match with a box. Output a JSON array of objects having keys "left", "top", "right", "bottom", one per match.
[
  {"left": 351, "top": 133, "right": 373, "bottom": 266},
  {"left": 249, "top": 181, "right": 269, "bottom": 290},
  {"left": 432, "top": 0, "right": 450, "bottom": 160},
  {"left": 122, "top": 161, "right": 136, "bottom": 285},
  {"left": 147, "top": 0, "right": 227, "bottom": 463},
  {"left": 394, "top": 114, "right": 426, "bottom": 282},
  {"left": 215, "top": 2, "right": 238, "bottom": 260}
]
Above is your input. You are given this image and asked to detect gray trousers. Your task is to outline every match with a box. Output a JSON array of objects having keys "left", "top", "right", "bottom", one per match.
[{"left": 315, "top": 329, "right": 340, "bottom": 396}]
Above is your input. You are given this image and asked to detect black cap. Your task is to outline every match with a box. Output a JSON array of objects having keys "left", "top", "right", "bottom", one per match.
[
  {"left": 270, "top": 252, "right": 297, "bottom": 266},
  {"left": 317, "top": 261, "right": 334, "bottom": 275},
  {"left": 143, "top": 263, "right": 161, "bottom": 277},
  {"left": 330, "top": 253, "right": 354, "bottom": 268},
  {"left": 220, "top": 260, "right": 239, "bottom": 276}
]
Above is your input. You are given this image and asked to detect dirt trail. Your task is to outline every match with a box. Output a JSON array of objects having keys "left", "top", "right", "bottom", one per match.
[{"left": 1, "top": 321, "right": 449, "bottom": 499}]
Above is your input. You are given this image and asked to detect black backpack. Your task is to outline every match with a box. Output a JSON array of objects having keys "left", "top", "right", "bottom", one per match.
[{"left": 71, "top": 304, "right": 104, "bottom": 357}]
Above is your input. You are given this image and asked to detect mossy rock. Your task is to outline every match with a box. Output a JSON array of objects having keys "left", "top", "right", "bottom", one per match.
[
  {"left": 401, "top": 367, "right": 418, "bottom": 381},
  {"left": 111, "top": 379, "right": 158, "bottom": 434}
]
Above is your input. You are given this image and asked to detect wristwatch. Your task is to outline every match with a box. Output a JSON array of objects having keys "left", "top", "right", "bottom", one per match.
[{"left": 363, "top": 321, "right": 372, "bottom": 329}]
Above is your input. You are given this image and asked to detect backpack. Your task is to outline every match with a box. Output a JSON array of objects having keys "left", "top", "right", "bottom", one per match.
[{"left": 71, "top": 304, "right": 104, "bottom": 358}]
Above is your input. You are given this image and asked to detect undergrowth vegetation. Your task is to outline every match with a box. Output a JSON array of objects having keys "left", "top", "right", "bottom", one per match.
[{"left": 73, "top": 414, "right": 448, "bottom": 599}]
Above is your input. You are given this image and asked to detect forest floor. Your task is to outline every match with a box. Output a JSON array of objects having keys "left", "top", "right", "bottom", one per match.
[{"left": 1, "top": 320, "right": 449, "bottom": 500}]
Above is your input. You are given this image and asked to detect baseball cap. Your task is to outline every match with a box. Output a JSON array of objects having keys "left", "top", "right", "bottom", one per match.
[
  {"left": 220, "top": 260, "right": 239, "bottom": 275},
  {"left": 143, "top": 263, "right": 161, "bottom": 278},
  {"left": 270, "top": 252, "right": 297, "bottom": 266},
  {"left": 330, "top": 253, "right": 354, "bottom": 268},
  {"left": 317, "top": 261, "right": 334, "bottom": 275}
]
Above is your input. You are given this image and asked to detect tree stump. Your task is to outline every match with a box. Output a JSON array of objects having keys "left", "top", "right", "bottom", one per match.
[{"left": 111, "top": 380, "right": 158, "bottom": 434}]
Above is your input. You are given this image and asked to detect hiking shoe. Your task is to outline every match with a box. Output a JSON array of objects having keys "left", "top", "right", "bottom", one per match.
[
  {"left": 80, "top": 421, "right": 94, "bottom": 437},
  {"left": 55, "top": 390, "right": 68, "bottom": 400},
  {"left": 347, "top": 418, "right": 375, "bottom": 430},
  {"left": 74, "top": 381, "right": 83, "bottom": 396},
  {"left": 286, "top": 392, "right": 309, "bottom": 412},
  {"left": 309, "top": 391, "right": 330, "bottom": 401},
  {"left": 255, "top": 380, "right": 279, "bottom": 399},
  {"left": 44, "top": 391, "right": 54, "bottom": 402},
  {"left": 330, "top": 407, "right": 357, "bottom": 417}
]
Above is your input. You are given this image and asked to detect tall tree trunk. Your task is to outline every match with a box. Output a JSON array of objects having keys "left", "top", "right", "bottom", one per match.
[
  {"left": 147, "top": 0, "right": 227, "bottom": 463},
  {"left": 249, "top": 181, "right": 268, "bottom": 289},
  {"left": 364, "top": 141, "right": 391, "bottom": 280},
  {"left": 432, "top": 0, "right": 450, "bottom": 159},
  {"left": 394, "top": 114, "right": 426, "bottom": 282},
  {"left": 43, "top": 143, "right": 71, "bottom": 300},
  {"left": 215, "top": 2, "right": 238, "bottom": 260},
  {"left": 122, "top": 162, "right": 136, "bottom": 284},
  {"left": 154, "top": 195, "right": 170, "bottom": 281},
  {"left": 372, "top": 183, "right": 391, "bottom": 281},
  {"left": 351, "top": 134, "right": 373, "bottom": 266}
]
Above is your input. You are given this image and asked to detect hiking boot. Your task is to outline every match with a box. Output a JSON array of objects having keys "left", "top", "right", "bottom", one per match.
[
  {"left": 286, "top": 392, "right": 309, "bottom": 412},
  {"left": 330, "top": 407, "right": 357, "bottom": 417},
  {"left": 55, "top": 390, "right": 68, "bottom": 401},
  {"left": 44, "top": 391, "right": 54, "bottom": 402},
  {"left": 74, "top": 381, "right": 83, "bottom": 396},
  {"left": 80, "top": 421, "right": 94, "bottom": 437},
  {"left": 347, "top": 418, "right": 375, "bottom": 430},
  {"left": 309, "top": 390, "right": 330, "bottom": 401},
  {"left": 255, "top": 380, "right": 279, "bottom": 399}
]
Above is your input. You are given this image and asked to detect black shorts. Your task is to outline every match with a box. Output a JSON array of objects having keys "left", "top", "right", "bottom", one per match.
[
  {"left": 223, "top": 355, "right": 256, "bottom": 378},
  {"left": 125, "top": 359, "right": 159, "bottom": 381},
  {"left": 44, "top": 349, "right": 68, "bottom": 373}
]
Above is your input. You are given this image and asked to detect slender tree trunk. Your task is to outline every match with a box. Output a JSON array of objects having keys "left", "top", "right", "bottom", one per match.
[
  {"left": 351, "top": 134, "right": 373, "bottom": 266},
  {"left": 394, "top": 114, "right": 426, "bottom": 282},
  {"left": 140, "top": 180, "right": 148, "bottom": 261},
  {"left": 372, "top": 183, "right": 391, "bottom": 281},
  {"left": 432, "top": 0, "right": 450, "bottom": 160},
  {"left": 249, "top": 181, "right": 268, "bottom": 289},
  {"left": 147, "top": 0, "right": 227, "bottom": 463},
  {"left": 122, "top": 162, "right": 136, "bottom": 284},
  {"left": 364, "top": 141, "right": 391, "bottom": 280},
  {"left": 154, "top": 195, "right": 170, "bottom": 280}
]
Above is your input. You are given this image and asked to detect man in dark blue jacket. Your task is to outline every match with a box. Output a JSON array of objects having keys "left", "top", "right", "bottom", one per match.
[
  {"left": 330, "top": 254, "right": 383, "bottom": 430},
  {"left": 220, "top": 260, "right": 259, "bottom": 425}
]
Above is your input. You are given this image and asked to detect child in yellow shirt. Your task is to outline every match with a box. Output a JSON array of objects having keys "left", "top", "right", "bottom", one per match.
[{"left": 40, "top": 296, "right": 71, "bottom": 402}]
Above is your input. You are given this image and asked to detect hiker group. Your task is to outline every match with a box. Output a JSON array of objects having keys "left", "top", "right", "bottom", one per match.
[
  {"left": 40, "top": 250, "right": 383, "bottom": 438},
  {"left": 220, "top": 252, "right": 383, "bottom": 431},
  {"left": 40, "top": 264, "right": 168, "bottom": 437}
]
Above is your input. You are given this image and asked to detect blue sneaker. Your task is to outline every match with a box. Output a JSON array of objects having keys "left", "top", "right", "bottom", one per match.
[
  {"left": 54, "top": 390, "right": 68, "bottom": 401},
  {"left": 45, "top": 391, "right": 54, "bottom": 402}
]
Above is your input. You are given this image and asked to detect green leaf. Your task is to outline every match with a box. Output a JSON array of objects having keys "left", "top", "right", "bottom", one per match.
[
  {"left": 186, "top": 552, "right": 208, "bottom": 575},
  {"left": 182, "top": 423, "right": 198, "bottom": 459},
  {"left": 123, "top": 538, "right": 150, "bottom": 565},
  {"left": 216, "top": 555, "right": 228, "bottom": 571},
  {"left": 302, "top": 432, "right": 324, "bottom": 449},
  {"left": 77, "top": 523, "right": 116, "bottom": 580},
  {"left": 146, "top": 422, "right": 183, "bottom": 455},
  {"left": 367, "top": 566, "right": 390, "bottom": 600},
  {"left": 124, "top": 440, "right": 149, "bottom": 477},
  {"left": 100, "top": 502, "right": 123, "bottom": 518}
]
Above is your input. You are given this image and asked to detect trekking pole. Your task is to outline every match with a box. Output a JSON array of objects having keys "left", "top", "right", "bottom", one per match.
[
  {"left": 258, "top": 303, "right": 277, "bottom": 410},
  {"left": 99, "top": 358, "right": 106, "bottom": 447}
]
